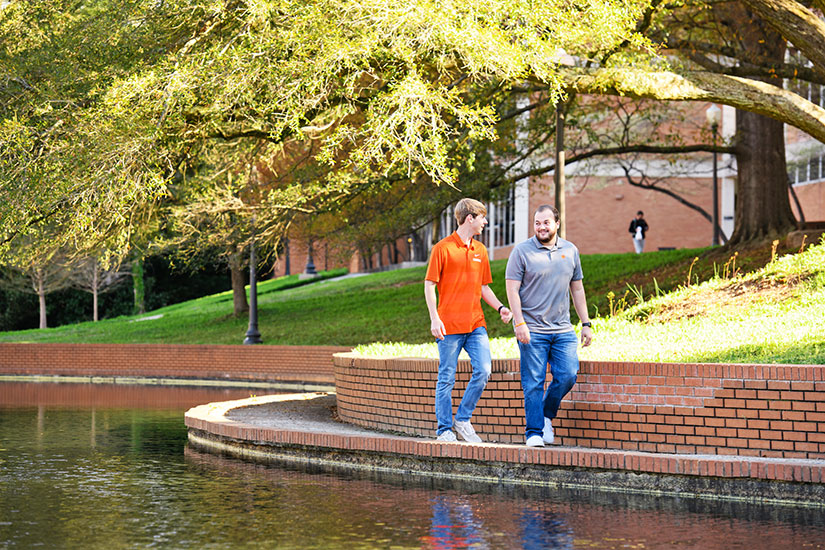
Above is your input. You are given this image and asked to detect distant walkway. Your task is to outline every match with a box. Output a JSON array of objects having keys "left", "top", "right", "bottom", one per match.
[{"left": 186, "top": 392, "right": 825, "bottom": 507}]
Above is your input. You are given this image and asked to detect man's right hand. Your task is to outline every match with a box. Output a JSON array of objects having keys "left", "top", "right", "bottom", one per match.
[
  {"left": 431, "top": 318, "right": 446, "bottom": 340},
  {"left": 514, "top": 322, "right": 530, "bottom": 344}
]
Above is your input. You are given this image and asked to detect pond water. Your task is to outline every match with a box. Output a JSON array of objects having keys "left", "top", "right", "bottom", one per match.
[{"left": 1, "top": 382, "right": 824, "bottom": 549}]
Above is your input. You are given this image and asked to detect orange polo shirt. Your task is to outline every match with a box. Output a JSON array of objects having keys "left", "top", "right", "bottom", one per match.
[{"left": 425, "top": 232, "right": 493, "bottom": 335}]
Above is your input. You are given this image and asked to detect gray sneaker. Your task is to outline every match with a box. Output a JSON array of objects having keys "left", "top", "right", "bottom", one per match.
[
  {"left": 543, "top": 417, "right": 555, "bottom": 444},
  {"left": 436, "top": 430, "right": 457, "bottom": 442},
  {"left": 454, "top": 420, "right": 482, "bottom": 443}
]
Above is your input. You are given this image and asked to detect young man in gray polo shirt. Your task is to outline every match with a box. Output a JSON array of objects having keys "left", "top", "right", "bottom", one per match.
[{"left": 505, "top": 205, "right": 594, "bottom": 447}]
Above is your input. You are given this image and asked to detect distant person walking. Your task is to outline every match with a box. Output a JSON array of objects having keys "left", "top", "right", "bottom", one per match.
[
  {"left": 425, "top": 198, "right": 513, "bottom": 443},
  {"left": 505, "top": 205, "right": 593, "bottom": 447},
  {"left": 629, "top": 210, "right": 649, "bottom": 254}
]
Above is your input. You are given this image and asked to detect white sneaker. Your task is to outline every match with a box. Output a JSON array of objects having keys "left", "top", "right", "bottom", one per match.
[
  {"left": 526, "top": 435, "right": 545, "bottom": 447},
  {"left": 436, "top": 431, "right": 457, "bottom": 442},
  {"left": 543, "top": 418, "right": 555, "bottom": 444},
  {"left": 454, "top": 420, "right": 482, "bottom": 443}
]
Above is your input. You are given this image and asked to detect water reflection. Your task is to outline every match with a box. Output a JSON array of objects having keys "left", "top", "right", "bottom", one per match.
[
  {"left": 518, "top": 508, "right": 573, "bottom": 550},
  {"left": 0, "top": 381, "right": 257, "bottom": 409},
  {"left": 425, "top": 496, "right": 488, "bottom": 549},
  {"left": 2, "top": 382, "right": 825, "bottom": 550},
  {"left": 421, "top": 498, "right": 574, "bottom": 550}
]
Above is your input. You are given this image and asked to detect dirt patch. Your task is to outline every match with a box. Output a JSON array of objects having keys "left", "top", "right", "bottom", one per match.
[{"left": 650, "top": 273, "right": 808, "bottom": 323}]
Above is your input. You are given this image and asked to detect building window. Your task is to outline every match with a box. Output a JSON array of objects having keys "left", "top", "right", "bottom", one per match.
[
  {"left": 487, "top": 185, "right": 516, "bottom": 249},
  {"left": 787, "top": 50, "right": 825, "bottom": 109},
  {"left": 437, "top": 186, "right": 516, "bottom": 249},
  {"left": 789, "top": 151, "right": 825, "bottom": 186}
]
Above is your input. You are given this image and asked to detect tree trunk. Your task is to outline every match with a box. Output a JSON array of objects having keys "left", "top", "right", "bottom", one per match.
[
  {"left": 729, "top": 110, "right": 797, "bottom": 244},
  {"left": 132, "top": 258, "right": 145, "bottom": 315},
  {"left": 92, "top": 263, "right": 99, "bottom": 322},
  {"left": 229, "top": 252, "right": 248, "bottom": 316},
  {"left": 726, "top": 3, "right": 798, "bottom": 245},
  {"left": 36, "top": 271, "right": 47, "bottom": 329}
]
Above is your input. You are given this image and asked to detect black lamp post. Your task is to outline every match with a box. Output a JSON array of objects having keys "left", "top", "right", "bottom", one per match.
[
  {"left": 243, "top": 235, "right": 262, "bottom": 345},
  {"left": 706, "top": 104, "right": 722, "bottom": 246},
  {"left": 284, "top": 236, "right": 290, "bottom": 276},
  {"left": 552, "top": 48, "right": 574, "bottom": 239},
  {"left": 555, "top": 99, "right": 566, "bottom": 239},
  {"left": 304, "top": 237, "right": 317, "bottom": 276}
]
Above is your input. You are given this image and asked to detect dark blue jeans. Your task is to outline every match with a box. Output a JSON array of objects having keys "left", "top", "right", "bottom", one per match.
[{"left": 518, "top": 330, "right": 579, "bottom": 439}]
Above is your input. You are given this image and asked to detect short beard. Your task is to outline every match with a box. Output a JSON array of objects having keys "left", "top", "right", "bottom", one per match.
[{"left": 536, "top": 232, "right": 555, "bottom": 244}]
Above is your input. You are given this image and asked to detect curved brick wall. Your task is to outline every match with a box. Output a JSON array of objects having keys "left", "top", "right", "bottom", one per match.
[
  {"left": 333, "top": 353, "right": 825, "bottom": 459},
  {"left": 0, "top": 343, "right": 348, "bottom": 385}
]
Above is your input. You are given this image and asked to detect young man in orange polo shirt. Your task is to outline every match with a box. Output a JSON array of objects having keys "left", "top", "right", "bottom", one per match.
[{"left": 424, "top": 198, "right": 513, "bottom": 442}]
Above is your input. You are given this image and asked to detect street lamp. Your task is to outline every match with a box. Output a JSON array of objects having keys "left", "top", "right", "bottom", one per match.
[
  {"left": 304, "top": 237, "right": 317, "bottom": 276},
  {"left": 283, "top": 236, "right": 290, "bottom": 276},
  {"left": 555, "top": 99, "right": 566, "bottom": 239},
  {"left": 243, "top": 234, "right": 262, "bottom": 345},
  {"left": 706, "top": 104, "right": 722, "bottom": 246},
  {"left": 552, "top": 48, "right": 575, "bottom": 239}
]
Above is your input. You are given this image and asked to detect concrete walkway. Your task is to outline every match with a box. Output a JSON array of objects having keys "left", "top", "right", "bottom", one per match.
[{"left": 185, "top": 392, "right": 825, "bottom": 508}]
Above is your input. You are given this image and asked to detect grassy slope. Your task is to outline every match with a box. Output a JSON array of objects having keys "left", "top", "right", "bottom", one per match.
[
  {"left": 2, "top": 240, "right": 822, "bottom": 364},
  {"left": 357, "top": 240, "right": 825, "bottom": 364},
  {"left": 0, "top": 248, "right": 702, "bottom": 346}
]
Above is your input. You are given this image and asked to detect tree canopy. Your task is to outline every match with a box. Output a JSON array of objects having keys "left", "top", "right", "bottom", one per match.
[
  {"left": 2, "top": 0, "right": 825, "bottom": 263},
  {"left": 0, "top": 0, "right": 655, "bottom": 260}
]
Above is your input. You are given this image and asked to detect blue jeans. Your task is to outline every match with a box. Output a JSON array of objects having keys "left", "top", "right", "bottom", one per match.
[
  {"left": 435, "top": 327, "right": 492, "bottom": 435},
  {"left": 518, "top": 330, "right": 579, "bottom": 438}
]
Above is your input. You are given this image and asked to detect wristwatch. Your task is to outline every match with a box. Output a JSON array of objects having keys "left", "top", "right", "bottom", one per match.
[
  {"left": 498, "top": 305, "right": 506, "bottom": 313},
  {"left": 581, "top": 322, "right": 592, "bottom": 328}
]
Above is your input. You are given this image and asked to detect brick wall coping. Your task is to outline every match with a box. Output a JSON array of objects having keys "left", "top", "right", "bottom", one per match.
[
  {"left": 333, "top": 352, "right": 825, "bottom": 377},
  {"left": 185, "top": 393, "right": 825, "bottom": 506}
]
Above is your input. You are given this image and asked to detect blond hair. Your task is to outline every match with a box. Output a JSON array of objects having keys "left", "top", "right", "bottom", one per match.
[{"left": 454, "top": 198, "right": 487, "bottom": 226}]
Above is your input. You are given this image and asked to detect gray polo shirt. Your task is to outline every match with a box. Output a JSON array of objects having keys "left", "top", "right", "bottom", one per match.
[{"left": 505, "top": 235, "right": 583, "bottom": 333}]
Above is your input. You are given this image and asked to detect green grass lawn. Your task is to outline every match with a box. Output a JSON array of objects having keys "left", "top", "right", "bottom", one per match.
[
  {"left": 0, "top": 248, "right": 703, "bottom": 346},
  {"left": 357, "top": 240, "right": 825, "bottom": 364},
  {"left": 2, "top": 240, "right": 823, "bottom": 364}
]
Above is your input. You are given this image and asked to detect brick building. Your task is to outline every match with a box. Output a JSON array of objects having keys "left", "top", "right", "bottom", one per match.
[{"left": 272, "top": 101, "right": 824, "bottom": 275}]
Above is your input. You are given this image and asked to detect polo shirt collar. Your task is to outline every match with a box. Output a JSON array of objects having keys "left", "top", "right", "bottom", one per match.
[
  {"left": 531, "top": 235, "right": 560, "bottom": 250},
  {"left": 450, "top": 231, "right": 476, "bottom": 250}
]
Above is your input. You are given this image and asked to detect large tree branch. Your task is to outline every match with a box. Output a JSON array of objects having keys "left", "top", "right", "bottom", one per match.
[
  {"left": 740, "top": 0, "right": 825, "bottom": 80},
  {"left": 667, "top": 39, "right": 825, "bottom": 85},
  {"left": 499, "top": 143, "right": 735, "bottom": 187},
  {"left": 560, "top": 68, "right": 825, "bottom": 142}
]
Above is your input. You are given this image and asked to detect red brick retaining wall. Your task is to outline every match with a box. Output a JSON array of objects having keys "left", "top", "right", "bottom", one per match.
[
  {"left": 0, "top": 343, "right": 347, "bottom": 385},
  {"left": 333, "top": 354, "right": 825, "bottom": 460}
]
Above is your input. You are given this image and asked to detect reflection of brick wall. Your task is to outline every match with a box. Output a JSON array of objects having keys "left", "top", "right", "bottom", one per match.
[
  {"left": 0, "top": 343, "right": 347, "bottom": 385},
  {"left": 333, "top": 354, "right": 825, "bottom": 459},
  {"left": 0, "top": 382, "right": 255, "bottom": 409}
]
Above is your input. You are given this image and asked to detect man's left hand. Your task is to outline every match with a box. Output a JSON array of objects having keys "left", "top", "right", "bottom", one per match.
[
  {"left": 499, "top": 307, "right": 513, "bottom": 324},
  {"left": 580, "top": 326, "right": 594, "bottom": 347}
]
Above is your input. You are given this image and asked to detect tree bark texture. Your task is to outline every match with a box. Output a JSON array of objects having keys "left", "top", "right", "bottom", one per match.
[
  {"left": 36, "top": 271, "right": 46, "bottom": 329},
  {"left": 92, "top": 268, "right": 99, "bottom": 322},
  {"left": 726, "top": 3, "right": 798, "bottom": 244},
  {"left": 131, "top": 258, "right": 145, "bottom": 315},
  {"left": 564, "top": 68, "right": 825, "bottom": 143},
  {"left": 732, "top": 110, "right": 797, "bottom": 243},
  {"left": 229, "top": 252, "right": 249, "bottom": 316},
  {"left": 741, "top": 0, "right": 825, "bottom": 80}
]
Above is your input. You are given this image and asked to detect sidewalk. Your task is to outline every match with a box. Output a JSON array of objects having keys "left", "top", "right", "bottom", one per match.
[{"left": 185, "top": 392, "right": 825, "bottom": 507}]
